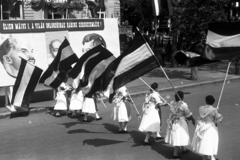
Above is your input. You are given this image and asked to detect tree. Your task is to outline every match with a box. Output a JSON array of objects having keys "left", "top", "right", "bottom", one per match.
[{"left": 170, "top": 0, "right": 230, "bottom": 80}]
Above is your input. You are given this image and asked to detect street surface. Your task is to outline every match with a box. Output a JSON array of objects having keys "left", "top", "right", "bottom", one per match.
[{"left": 0, "top": 81, "right": 240, "bottom": 160}]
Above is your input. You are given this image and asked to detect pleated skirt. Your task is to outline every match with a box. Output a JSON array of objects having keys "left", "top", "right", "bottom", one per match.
[
  {"left": 192, "top": 122, "right": 219, "bottom": 155},
  {"left": 82, "top": 97, "right": 96, "bottom": 114},
  {"left": 165, "top": 117, "right": 190, "bottom": 146}
]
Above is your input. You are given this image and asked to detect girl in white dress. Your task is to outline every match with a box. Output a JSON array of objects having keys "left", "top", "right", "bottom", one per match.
[
  {"left": 69, "top": 88, "right": 84, "bottom": 118},
  {"left": 165, "top": 91, "right": 196, "bottom": 158},
  {"left": 192, "top": 95, "right": 223, "bottom": 160},
  {"left": 139, "top": 84, "right": 163, "bottom": 145},
  {"left": 112, "top": 86, "right": 132, "bottom": 133},
  {"left": 53, "top": 83, "right": 69, "bottom": 117},
  {"left": 82, "top": 93, "right": 102, "bottom": 122}
]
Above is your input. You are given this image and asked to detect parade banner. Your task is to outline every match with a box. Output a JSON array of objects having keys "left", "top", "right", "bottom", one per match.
[{"left": 0, "top": 18, "right": 120, "bottom": 87}]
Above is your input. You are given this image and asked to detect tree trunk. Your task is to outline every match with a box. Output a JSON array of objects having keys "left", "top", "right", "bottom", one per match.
[
  {"left": 190, "top": 67, "right": 198, "bottom": 80},
  {"left": 234, "top": 59, "right": 240, "bottom": 75},
  {"left": 171, "top": 29, "right": 178, "bottom": 68}
]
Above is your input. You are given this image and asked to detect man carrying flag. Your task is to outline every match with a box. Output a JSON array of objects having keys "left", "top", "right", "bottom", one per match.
[{"left": 6, "top": 58, "right": 43, "bottom": 118}]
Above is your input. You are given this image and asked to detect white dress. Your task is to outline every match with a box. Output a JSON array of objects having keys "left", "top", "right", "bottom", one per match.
[
  {"left": 139, "top": 92, "right": 160, "bottom": 133},
  {"left": 112, "top": 86, "right": 131, "bottom": 122},
  {"left": 82, "top": 97, "right": 97, "bottom": 114},
  {"left": 165, "top": 101, "right": 192, "bottom": 146},
  {"left": 54, "top": 90, "right": 68, "bottom": 111},
  {"left": 69, "top": 90, "right": 84, "bottom": 111},
  {"left": 192, "top": 105, "right": 223, "bottom": 156}
]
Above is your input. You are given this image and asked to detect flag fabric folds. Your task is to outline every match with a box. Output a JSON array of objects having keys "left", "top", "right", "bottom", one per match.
[
  {"left": 85, "top": 29, "right": 161, "bottom": 99},
  {"left": 80, "top": 45, "right": 115, "bottom": 87},
  {"left": 10, "top": 58, "right": 43, "bottom": 117},
  {"left": 67, "top": 45, "right": 115, "bottom": 94},
  {"left": 68, "top": 45, "right": 105, "bottom": 80},
  {"left": 39, "top": 37, "right": 78, "bottom": 89},
  {"left": 174, "top": 22, "right": 240, "bottom": 67},
  {"left": 205, "top": 22, "right": 240, "bottom": 61}
]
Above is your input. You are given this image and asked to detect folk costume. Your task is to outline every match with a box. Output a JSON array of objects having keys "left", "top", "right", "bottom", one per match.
[
  {"left": 82, "top": 93, "right": 102, "bottom": 122},
  {"left": 53, "top": 83, "right": 70, "bottom": 117},
  {"left": 69, "top": 89, "right": 84, "bottom": 117},
  {"left": 112, "top": 86, "right": 131, "bottom": 133},
  {"left": 192, "top": 98, "right": 223, "bottom": 160},
  {"left": 139, "top": 89, "right": 161, "bottom": 145},
  {"left": 164, "top": 91, "right": 195, "bottom": 158}
]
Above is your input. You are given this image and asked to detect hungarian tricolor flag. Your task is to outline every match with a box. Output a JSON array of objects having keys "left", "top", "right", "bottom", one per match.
[
  {"left": 39, "top": 37, "right": 78, "bottom": 89},
  {"left": 174, "top": 22, "right": 240, "bottom": 67},
  {"left": 85, "top": 29, "right": 161, "bottom": 101},
  {"left": 7, "top": 58, "right": 43, "bottom": 118}
]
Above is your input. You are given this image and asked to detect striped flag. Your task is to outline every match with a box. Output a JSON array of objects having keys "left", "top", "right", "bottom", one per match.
[
  {"left": 39, "top": 37, "right": 78, "bottom": 89},
  {"left": 67, "top": 45, "right": 115, "bottom": 93},
  {"left": 174, "top": 22, "right": 240, "bottom": 67},
  {"left": 7, "top": 58, "right": 43, "bottom": 117},
  {"left": 173, "top": 41, "right": 220, "bottom": 67},
  {"left": 68, "top": 45, "right": 105, "bottom": 79},
  {"left": 205, "top": 21, "right": 240, "bottom": 61},
  {"left": 85, "top": 29, "right": 161, "bottom": 99},
  {"left": 80, "top": 46, "right": 115, "bottom": 88}
]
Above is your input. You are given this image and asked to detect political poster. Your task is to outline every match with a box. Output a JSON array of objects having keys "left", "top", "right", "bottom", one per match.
[{"left": 0, "top": 18, "right": 120, "bottom": 87}]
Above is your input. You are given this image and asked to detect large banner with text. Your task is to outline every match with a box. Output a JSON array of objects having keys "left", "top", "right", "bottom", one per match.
[{"left": 0, "top": 18, "right": 120, "bottom": 87}]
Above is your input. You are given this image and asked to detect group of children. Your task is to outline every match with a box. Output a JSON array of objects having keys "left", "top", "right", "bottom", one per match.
[
  {"left": 137, "top": 82, "right": 223, "bottom": 160},
  {"left": 52, "top": 82, "right": 102, "bottom": 122},
  {"left": 52, "top": 81, "right": 223, "bottom": 160}
]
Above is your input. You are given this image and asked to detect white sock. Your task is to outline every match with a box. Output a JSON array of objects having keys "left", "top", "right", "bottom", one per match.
[
  {"left": 156, "top": 132, "right": 161, "bottom": 137},
  {"left": 95, "top": 113, "right": 100, "bottom": 119}
]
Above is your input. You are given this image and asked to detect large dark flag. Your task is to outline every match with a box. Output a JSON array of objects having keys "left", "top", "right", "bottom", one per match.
[
  {"left": 204, "top": 21, "right": 240, "bottom": 61},
  {"left": 67, "top": 45, "right": 115, "bottom": 91},
  {"left": 174, "top": 22, "right": 240, "bottom": 67},
  {"left": 39, "top": 38, "right": 78, "bottom": 89},
  {"left": 173, "top": 41, "right": 220, "bottom": 67},
  {"left": 85, "top": 29, "right": 161, "bottom": 99},
  {"left": 7, "top": 58, "right": 43, "bottom": 117},
  {"left": 80, "top": 46, "right": 115, "bottom": 95}
]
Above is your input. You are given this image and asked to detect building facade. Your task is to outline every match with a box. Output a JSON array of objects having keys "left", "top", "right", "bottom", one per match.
[{"left": 0, "top": 0, "right": 120, "bottom": 20}]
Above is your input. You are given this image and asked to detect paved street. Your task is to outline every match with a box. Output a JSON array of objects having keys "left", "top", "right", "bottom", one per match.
[{"left": 0, "top": 81, "right": 240, "bottom": 160}]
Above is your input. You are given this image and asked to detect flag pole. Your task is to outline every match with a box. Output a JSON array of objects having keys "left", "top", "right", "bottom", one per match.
[
  {"left": 100, "top": 98, "right": 107, "bottom": 108},
  {"left": 139, "top": 77, "right": 172, "bottom": 107},
  {"left": 126, "top": 90, "right": 140, "bottom": 115},
  {"left": 216, "top": 61, "right": 231, "bottom": 109},
  {"left": 136, "top": 27, "right": 181, "bottom": 100}
]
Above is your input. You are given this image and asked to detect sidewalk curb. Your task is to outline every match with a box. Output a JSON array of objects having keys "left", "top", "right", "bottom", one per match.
[{"left": 1, "top": 77, "right": 239, "bottom": 119}]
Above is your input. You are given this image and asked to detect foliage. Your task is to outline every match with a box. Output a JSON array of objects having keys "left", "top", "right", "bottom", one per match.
[
  {"left": 120, "top": 0, "right": 154, "bottom": 28},
  {"left": 171, "top": 0, "right": 230, "bottom": 46}
]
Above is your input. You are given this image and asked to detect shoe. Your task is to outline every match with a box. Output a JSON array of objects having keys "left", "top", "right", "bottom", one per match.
[
  {"left": 83, "top": 119, "right": 89, "bottom": 122},
  {"left": 122, "top": 130, "right": 129, "bottom": 134},
  {"left": 155, "top": 137, "right": 164, "bottom": 140},
  {"left": 119, "top": 130, "right": 123, "bottom": 133},
  {"left": 143, "top": 141, "right": 151, "bottom": 146},
  {"left": 182, "top": 149, "right": 190, "bottom": 154},
  {"left": 172, "top": 155, "right": 181, "bottom": 159},
  {"left": 6, "top": 105, "right": 16, "bottom": 112},
  {"left": 95, "top": 117, "right": 102, "bottom": 121},
  {"left": 54, "top": 112, "right": 61, "bottom": 117}
]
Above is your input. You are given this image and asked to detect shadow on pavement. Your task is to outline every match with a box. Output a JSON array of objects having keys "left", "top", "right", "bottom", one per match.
[
  {"left": 67, "top": 128, "right": 104, "bottom": 134},
  {"left": 58, "top": 121, "right": 82, "bottom": 128},
  {"left": 129, "top": 130, "right": 149, "bottom": 147},
  {"left": 82, "top": 138, "right": 125, "bottom": 147},
  {"left": 102, "top": 123, "right": 120, "bottom": 134}
]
